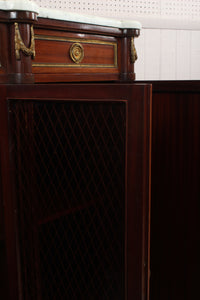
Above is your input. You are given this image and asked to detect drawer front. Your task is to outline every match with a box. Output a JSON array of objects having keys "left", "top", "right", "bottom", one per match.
[{"left": 32, "top": 30, "right": 120, "bottom": 81}]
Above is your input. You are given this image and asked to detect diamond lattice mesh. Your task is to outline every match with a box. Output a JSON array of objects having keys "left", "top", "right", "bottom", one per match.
[{"left": 8, "top": 99, "right": 126, "bottom": 299}]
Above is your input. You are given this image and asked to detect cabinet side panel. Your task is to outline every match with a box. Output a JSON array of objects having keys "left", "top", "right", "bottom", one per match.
[
  {"left": 150, "top": 83, "right": 200, "bottom": 300},
  {"left": 0, "top": 145, "right": 9, "bottom": 300},
  {"left": 0, "top": 85, "right": 19, "bottom": 300}
]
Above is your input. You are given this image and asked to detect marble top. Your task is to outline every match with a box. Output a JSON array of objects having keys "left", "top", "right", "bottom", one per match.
[
  {"left": 0, "top": 0, "right": 141, "bottom": 29},
  {"left": 0, "top": 0, "right": 39, "bottom": 13}
]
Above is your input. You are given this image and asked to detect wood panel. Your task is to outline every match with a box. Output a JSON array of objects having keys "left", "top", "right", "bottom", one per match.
[
  {"left": 149, "top": 81, "right": 200, "bottom": 300},
  {"left": 32, "top": 28, "right": 119, "bottom": 79},
  {"left": 0, "top": 149, "right": 9, "bottom": 300}
]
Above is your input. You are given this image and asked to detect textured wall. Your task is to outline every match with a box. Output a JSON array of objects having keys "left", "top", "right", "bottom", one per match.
[
  {"left": 34, "top": 0, "right": 200, "bottom": 21},
  {"left": 135, "top": 29, "right": 200, "bottom": 80}
]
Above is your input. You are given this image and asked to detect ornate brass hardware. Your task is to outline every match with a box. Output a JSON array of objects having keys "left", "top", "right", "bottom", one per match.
[
  {"left": 130, "top": 37, "right": 138, "bottom": 64},
  {"left": 69, "top": 43, "right": 84, "bottom": 64},
  {"left": 15, "top": 22, "right": 35, "bottom": 60}
]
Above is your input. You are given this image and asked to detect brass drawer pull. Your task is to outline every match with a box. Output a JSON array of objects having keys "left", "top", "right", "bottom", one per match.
[{"left": 70, "top": 43, "right": 84, "bottom": 63}]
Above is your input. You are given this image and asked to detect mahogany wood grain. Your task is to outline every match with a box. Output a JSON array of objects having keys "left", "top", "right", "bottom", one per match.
[
  {"left": 147, "top": 81, "right": 200, "bottom": 300},
  {"left": 0, "top": 11, "right": 37, "bottom": 23},
  {"left": 0, "top": 158, "right": 7, "bottom": 300},
  {"left": 37, "top": 17, "right": 122, "bottom": 37},
  {"left": 34, "top": 41, "right": 115, "bottom": 65},
  {"left": 32, "top": 28, "right": 122, "bottom": 82},
  {"left": 127, "top": 84, "right": 152, "bottom": 300},
  {"left": 34, "top": 73, "right": 120, "bottom": 83}
]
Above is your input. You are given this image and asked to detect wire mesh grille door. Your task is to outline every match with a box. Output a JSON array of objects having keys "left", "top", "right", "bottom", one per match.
[{"left": 8, "top": 99, "right": 127, "bottom": 300}]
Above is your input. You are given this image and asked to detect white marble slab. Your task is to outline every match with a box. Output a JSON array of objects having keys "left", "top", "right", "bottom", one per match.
[
  {"left": 0, "top": 0, "right": 39, "bottom": 13},
  {"left": 38, "top": 8, "right": 141, "bottom": 29},
  {"left": 0, "top": 0, "right": 141, "bottom": 29}
]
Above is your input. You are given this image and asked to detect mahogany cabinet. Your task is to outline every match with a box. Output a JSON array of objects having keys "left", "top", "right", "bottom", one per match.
[{"left": 0, "top": 4, "right": 151, "bottom": 300}]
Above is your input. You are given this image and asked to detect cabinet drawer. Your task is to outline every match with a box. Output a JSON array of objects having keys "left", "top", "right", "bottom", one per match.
[{"left": 32, "top": 29, "right": 120, "bottom": 82}]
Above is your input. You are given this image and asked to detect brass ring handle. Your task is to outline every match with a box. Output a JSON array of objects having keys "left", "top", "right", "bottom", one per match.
[{"left": 70, "top": 43, "right": 84, "bottom": 64}]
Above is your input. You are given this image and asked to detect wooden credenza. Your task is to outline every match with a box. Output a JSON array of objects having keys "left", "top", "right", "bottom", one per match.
[{"left": 0, "top": 5, "right": 151, "bottom": 300}]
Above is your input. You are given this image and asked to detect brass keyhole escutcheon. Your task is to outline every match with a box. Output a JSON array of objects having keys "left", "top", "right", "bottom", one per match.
[{"left": 70, "top": 43, "right": 84, "bottom": 64}]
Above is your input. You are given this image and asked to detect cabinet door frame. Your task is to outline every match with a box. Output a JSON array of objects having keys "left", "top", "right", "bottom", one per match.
[{"left": 0, "top": 83, "right": 151, "bottom": 300}]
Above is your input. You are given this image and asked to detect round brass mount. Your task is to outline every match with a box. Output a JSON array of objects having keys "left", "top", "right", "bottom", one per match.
[{"left": 70, "top": 43, "right": 84, "bottom": 64}]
